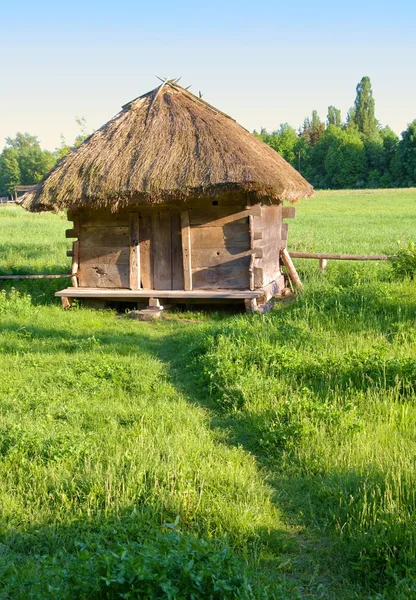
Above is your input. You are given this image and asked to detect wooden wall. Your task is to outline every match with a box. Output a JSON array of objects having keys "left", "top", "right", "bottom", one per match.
[{"left": 66, "top": 195, "right": 291, "bottom": 292}]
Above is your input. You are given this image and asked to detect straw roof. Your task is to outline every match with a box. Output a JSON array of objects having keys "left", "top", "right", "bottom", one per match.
[{"left": 21, "top": 80, "right": 313, "bottom": 212}]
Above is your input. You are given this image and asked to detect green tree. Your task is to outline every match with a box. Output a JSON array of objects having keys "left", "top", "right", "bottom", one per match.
[
  {"left": 0, "top": 148, "right": 20, "bottom": 196},
  {"left": 327, "top": 106, "right": 342, "bottom": 128},
  {"left": 5, "top": 132, "right": 55, "bottom": 185},
  {"left": 323, "top": 126, "right": 367, "bottom": 188},
  {"left": 353, "top": 76, "right": 379, "bottom": 139},
  {"left": 396, "top": 120, "right": 416, "bottom": 186},
  {"left": 301, "top": 110, "right": 325, "bottom": 146},
  {"left": 255, "top": 123, "right": 299, "bottom": 165}
]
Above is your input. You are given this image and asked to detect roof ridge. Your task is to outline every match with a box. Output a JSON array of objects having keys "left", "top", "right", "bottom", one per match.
[{"left": 122, "top": 79, "right": 235, "bottom": 122}]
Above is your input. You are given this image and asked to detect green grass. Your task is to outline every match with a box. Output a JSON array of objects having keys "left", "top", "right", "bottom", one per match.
[{"left": 0, "top": 191, "right": 416, "bottom": 598}]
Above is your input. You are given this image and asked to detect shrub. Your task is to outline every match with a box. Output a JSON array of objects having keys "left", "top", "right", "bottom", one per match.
[{"left": 390, "top": 241, "right": 416, "bottom": 279}]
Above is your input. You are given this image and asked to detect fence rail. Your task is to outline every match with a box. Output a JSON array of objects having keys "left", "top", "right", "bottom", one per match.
[
  {"left": 0, "top": 274, "right": 71, "bottom": 280},
  {"left": 289, "top": 252, "right": 390, "bottom": 261}
]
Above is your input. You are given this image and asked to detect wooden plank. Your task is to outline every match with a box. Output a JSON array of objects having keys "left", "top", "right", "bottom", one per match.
[
  {"left": 139, "top": 213, "right": 153, "bottom": 289},
  {"left": 190, "top": 224, "right": 249, "bottom": 249},
  {"left": 288, "top": 252, "right": 389, "bottom": 261},
  {"left": 259, "top": 205, "right": 282, "bottom": 244},
  {"left": 78, "top": 264, "right": 129, "bottom": 288},
  {"left": 191, "top": 248, "right": 251, "bottom": 269},
  {"left": 79, "top": 227, "right": 129, "bottom": 247},
  {"left": 180, "top": 211, "right": 192, "bottom": 291},
  {"left": 152, "top": 212, "right": 172, "bottom": 289},
  {"left": 248, "top": 215, "right": 255, "bottom": 291},
  {"left": 79, "top": 208, "right": 129, "bottom": 227},
  {"left": 56, "top": 287, "right": 262, "bottom": 299},
  {"left": 171, "top": 212, "right": 184, "bottom": 290},
  {"left": 66, "top": 229, "right": 78, "bottom": 239},
  {"left": 189, "top": 206, "right": 260, "bottom": 227},
  {"left": 192, "top": 265, "right": 249, "bottom": 289},
  {"left": 80, "top": 246, "right": 129, "bottom": 265},
  {"left": 129, "top": 212, "right": 140, "bottom": 290},
  {"left": 281, "top": 248, "right": 303, "bottom": 291},
  {"left": 282, "top": 207, "right": 296, "bottom": 219}
]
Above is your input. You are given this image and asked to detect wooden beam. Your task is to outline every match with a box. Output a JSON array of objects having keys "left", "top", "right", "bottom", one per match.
[
  {"left": 180, "top": 211, "right": 192, "bottom": 291},
  {"left": 281, "top": 248, "right": 303, "bottom": 291},
  {"left": 289, "top": 252, "right": 389, "bottom": 261},
  {"left": 71, "top": 240, "right": 79, "bottom": 288},
  {"left": 0, "top": 274, "right": 70, "bottom": 280},
  {"left": 129, "top": 213, "right": 140, "bottom": 289},
  {"left": 248, "top": 214, "right": 255, "bottom": 291},
  {"left": 282, "top": 207, "right": 296, "bottom": 219},
  {"left": 65, "top": 229, "right": 78, "bottom": 239},
  {"left": 61, "top": 297, "right": 73, "bottom": 309}
]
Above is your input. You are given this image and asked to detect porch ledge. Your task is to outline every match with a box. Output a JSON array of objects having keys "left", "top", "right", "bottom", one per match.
[{"left": 55, "top": 287, "right": 262, "bottom": 300}]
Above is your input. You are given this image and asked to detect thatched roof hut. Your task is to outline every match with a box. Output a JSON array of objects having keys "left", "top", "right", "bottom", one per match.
[{"left": 21, "top": 80, "right": 312, "bottom": 310}]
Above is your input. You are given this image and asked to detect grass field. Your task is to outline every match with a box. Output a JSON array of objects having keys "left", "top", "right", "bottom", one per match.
[{"left": 0, "top": 190, "right": 415, "bottom": 599}]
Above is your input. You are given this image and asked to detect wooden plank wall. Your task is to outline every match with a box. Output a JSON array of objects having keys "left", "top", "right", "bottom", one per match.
[
  {"left": 73, "top": 208, "right": 185, "bottom": 290},
  {"left": 188, "top": 204, "right": 250, "bottom": 289},
  {"left": 76, "top": 209, "right": 130, "bottom": 288},
  {"left": 68, "top": 197, "right": 266, "bottom": 292}
]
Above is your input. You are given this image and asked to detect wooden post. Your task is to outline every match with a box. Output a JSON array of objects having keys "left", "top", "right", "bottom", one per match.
[
  {"left": 61, "top": 297, "right": 73, "bottom": 309},
  {"left": 248, "top": 214, "right": 255, "bottom": 291},
  {"left": 319, "top": 258, "right": 328, "bottom": 271},
  {"left": 71, "top": 240, "right": 79, "bottom": 287},
  {"left": 281, "top": 248, "right": 303, "bottom": 291},
  {"left": 180, "top": 211, "right": 192, "bottom": 291},
  {"left": 129, "top": 212, "right": 140, "bottom": 290}
]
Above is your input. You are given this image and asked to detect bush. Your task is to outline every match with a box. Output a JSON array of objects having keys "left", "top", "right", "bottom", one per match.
[{"left": 390, "top": 242, "right": 416, "bottom": 279}]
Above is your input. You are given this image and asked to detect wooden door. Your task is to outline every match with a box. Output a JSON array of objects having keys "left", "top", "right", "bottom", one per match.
[{"left": 136, "top": 210, "right": 184, "bottom": 291}]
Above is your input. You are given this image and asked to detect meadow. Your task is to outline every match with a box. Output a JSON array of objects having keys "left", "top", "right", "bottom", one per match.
[{"left": 0, "top": 190, "right": 415, "bottom": 599}]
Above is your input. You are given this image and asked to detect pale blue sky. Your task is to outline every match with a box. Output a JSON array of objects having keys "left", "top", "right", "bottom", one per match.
[{"left": 1, "top": 0, "right": 415, "bottom": 150}]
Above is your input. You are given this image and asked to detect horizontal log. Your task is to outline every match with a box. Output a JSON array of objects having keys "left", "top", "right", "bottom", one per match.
[
  {"left": 80, "top": 227, "right": 129, "bottom": 247},
  {"left": 191, "top": 248, "right": 251, "bottom": 269},
  {"left": 0, "top": 273, "right": 71, "bottom": 280},
  {"left": 289, "top": 252, "right": 390, "bottom": 261},
  {"left": 189, "top": 206, "right": 260, "bottom": 227},
  {"left": 282, "top": 207, "right": 296, "bottom": 219},
  {"left": 65, "top": 229, "right": 78, "bottom": 239},
  {"left": 66, "top": 250, "right": 74, "bottom": 257},
  {"left": 78, "top": 264, "right": 129, "bottom": 288},
  {"left": 80, "top": 246, "right": 130, "bottom": 265},
  {"left": 190, "top": 224, "right": 249, "bottom": 249},
  {"left": 192, "top": 265, "right": 249, "bottom": 289}
]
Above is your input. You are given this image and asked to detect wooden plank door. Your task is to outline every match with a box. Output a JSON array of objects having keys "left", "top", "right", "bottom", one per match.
[{"left": 138, "top": 211, "right": 184, "bottom": 291}]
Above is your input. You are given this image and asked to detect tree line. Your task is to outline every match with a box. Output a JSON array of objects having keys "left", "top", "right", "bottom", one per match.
[
  {"left": 1, "top": 79, "right": 415, "bottom": 195},
  {"left": 255, "top": 76, "right": 416, "bottom": 189},
  {"left": 0, "top": 119, "right": 88, "bottom": 197}
]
